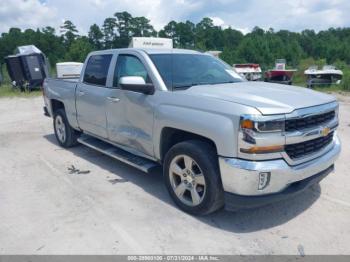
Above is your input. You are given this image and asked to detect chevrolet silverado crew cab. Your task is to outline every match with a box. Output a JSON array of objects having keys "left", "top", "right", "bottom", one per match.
[{"left": 43, "top": 48, "right": 341, "bottom": 215}]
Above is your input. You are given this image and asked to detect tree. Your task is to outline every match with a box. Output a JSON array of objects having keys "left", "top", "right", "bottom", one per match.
[
  {"left": 131, "top": 17, "right": 157, "bottom": 37},
  {"left": 102, "top": 17, "right": 117, "bottom": 49},
  {"left": 39, "top": 26, "right": 66, "bottom": 65},
  {"left": 65, "top": 37, "right": 93, "bottom": 62},
  {"left": 1, "top": 11, "right": 350, "bottom": 89},
  {"left": 60, "top": 20, "right": 78, "bottom": 47},
  {"left": 176, "top": 21, "right": 195, "bottom": 48},
  {"left": 195, "top": 17, "right": 224, "bottom": 50},
  {"left": 159, "top": 20, "right": 195, "bottom": 48},
  {"left": 114, "top": 11, "right": 134, "bottom": 47},
  {"left": 88, "top": 24, "right": 103, "bottom": 50},
  {"left": 159, "top": 21, "right": 178, "bottom": 39}
]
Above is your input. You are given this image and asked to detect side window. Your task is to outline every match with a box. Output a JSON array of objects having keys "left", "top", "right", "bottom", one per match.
[
  {"left": 150, "top": 54, "right": 172, "bottom": 88},
  {"left": 113, "top": 55, "right": 151, "bottom": 87},
  {"left": 83, "top": 54, "right": 112, "bottom": 86}
]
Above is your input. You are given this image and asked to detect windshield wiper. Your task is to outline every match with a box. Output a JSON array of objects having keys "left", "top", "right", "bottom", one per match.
[
  {"left": 172, "top": 80, "right": 238, "bottom": 89},
  {"left": 213, "top": 80, "right": 236, "bottom": 85},
  {"left": 172, "top": 82, "right": 210, "bottom": 89}
]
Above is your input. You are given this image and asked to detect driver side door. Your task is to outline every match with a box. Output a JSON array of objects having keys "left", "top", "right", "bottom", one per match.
[{"left": 106, "top": 52, "right": 155, "bottom": 157}]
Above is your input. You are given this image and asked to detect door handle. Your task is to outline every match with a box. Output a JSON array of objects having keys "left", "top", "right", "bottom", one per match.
[
  {"left": 77, "top": 90, "right": 85, "bottom": 97},
  {"left": 107, "top": 97, "right": 120, "bottom": 103}
]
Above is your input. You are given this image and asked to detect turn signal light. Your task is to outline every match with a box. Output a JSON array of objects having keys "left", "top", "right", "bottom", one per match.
[
  {"left": 240, "top": 145, "right": 284, "bottom": 154},
  {"left": 241, "top": 119, "right": 254, "bottom": 129}
]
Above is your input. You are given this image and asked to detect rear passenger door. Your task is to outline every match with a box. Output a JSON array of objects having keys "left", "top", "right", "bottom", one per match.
[{"left": 76, "top": 54, "right": 113, "bottom": 138}]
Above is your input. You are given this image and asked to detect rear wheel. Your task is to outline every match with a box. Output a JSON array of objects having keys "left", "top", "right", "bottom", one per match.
[
  {"left": 53, "top": 109, "right": 79, "bottom": 148},
  {"left": 163, "top": 140, "right": 224, "bottom": 215}
]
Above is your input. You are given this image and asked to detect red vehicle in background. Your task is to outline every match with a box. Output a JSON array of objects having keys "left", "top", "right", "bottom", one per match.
[{"left": 265, "top": 59, "right": 297, "bottom": 85}]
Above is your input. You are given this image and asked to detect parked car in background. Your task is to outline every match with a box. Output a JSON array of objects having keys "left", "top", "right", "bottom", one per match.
[{"left": 43, "top": 47, "right": 341, "bottom": 215}]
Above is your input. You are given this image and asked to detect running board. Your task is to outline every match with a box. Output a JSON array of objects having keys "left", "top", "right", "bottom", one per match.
[{"left": 77, "top": 135, "right": 159, "bottom": 173}]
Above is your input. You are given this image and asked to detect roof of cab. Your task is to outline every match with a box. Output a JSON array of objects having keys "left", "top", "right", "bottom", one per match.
[
  {"left": 140, "top": 48, "right": 202, "bottom": 55},
  {"left": 88, "top": 48, "right": 203, "bottom": 56}
]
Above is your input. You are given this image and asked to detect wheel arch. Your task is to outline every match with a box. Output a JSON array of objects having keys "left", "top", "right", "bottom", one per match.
[
  {"left": 159, "top": 127, "right": 218, "bottom": 163},
  {"left": 50, "top": 99, "right": 65, "bottom": 114}
]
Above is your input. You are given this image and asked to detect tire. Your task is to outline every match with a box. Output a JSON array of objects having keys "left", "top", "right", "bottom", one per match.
[
  {"left": 163, "top": 140, "right": 224, "bottom": 215},
  {"left": 53, "top": 109, "right": 79, "bottom": 148}
]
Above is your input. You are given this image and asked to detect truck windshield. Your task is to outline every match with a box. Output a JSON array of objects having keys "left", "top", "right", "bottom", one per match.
[{"left": 149, "top": 53, "right": 243, "bottom": 90}]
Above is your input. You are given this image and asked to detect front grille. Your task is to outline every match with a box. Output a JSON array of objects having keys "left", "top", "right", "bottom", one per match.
[
  {"left": 285, "top": 111, "right": 335, "bottom": 132},
  {"left": 285, "top": 132, "right": 334, "bottom": 159}
]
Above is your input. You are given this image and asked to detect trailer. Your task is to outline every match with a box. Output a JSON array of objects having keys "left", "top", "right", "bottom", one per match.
[{"left": 5, "top": 45, "right": 49, "bottom": 91}]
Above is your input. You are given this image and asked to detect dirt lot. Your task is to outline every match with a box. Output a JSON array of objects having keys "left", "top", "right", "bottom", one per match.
[{"left": 0, "top": 94, "right": 350, "bottom": 255}]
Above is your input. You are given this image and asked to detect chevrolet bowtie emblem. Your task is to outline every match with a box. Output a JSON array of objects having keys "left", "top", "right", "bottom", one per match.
[{"left": 321, "top": 127, "right": 331, "bottom": 137}]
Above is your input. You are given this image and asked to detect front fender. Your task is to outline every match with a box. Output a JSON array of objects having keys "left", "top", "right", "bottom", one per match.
[{"left": 154, "top": 104, "right": 239, "bottom": 159}]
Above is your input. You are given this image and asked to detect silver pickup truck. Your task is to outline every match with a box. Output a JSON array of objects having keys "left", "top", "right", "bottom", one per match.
[{"left": 43, "top": 48, "right": 341, "bottom": 215}]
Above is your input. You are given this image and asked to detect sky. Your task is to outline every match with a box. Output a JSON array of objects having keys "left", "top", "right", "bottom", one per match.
[{"left": 0, "top": 0, "right": 349, "bottom": 34}]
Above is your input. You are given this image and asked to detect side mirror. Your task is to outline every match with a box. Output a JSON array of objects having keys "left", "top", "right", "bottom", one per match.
[{"left": 119, "top": 76, "right": 155, "bottom": 95}]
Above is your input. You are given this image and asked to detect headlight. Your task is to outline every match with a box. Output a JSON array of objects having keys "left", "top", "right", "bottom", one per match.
[
  {"left": 256, "top": 120, "right": 285, "bottom": 132},
  {"left": 239, "top": 115, "right": 285, "bottom": 156},
  {"left": 240, "top": 115, "right": 285, "bottom": 133}
]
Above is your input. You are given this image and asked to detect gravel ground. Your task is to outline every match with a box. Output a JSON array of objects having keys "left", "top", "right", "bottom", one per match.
[{"left": 0, "top": 95, "right": 349, "bottom": 255}]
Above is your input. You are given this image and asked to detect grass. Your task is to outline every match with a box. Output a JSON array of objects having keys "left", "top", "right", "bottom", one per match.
[
  {"left": 313, "top": 85, "right": 347, "bottom": 93},
  {"left": 0, "top": 83, "right": 42, "bottom": 98},
  {"left": 0, "top": 63, "right": 42, "bottom": 98},
  {"left": 293, "top": 78, "right": 350, "bottom": 94}
]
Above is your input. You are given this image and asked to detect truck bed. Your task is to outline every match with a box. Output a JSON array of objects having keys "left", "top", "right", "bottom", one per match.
[{"left": 43, "top": 77, "right": 79, "bottom": 127}]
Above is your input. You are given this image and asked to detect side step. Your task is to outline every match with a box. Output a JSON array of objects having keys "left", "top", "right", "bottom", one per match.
[{"left": 77, "top": 135, "right": 159, "bottom": 173}]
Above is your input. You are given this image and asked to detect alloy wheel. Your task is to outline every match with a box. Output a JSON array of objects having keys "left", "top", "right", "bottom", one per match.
[{"left": 169, "top": 155, "right": 206, "bottom": 206}]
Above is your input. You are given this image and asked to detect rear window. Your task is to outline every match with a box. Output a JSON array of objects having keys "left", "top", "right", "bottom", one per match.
[{"left": 83, "top": 54, "right": 112, "bottom": 86}]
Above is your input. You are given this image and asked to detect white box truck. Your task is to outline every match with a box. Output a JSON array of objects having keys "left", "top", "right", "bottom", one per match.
[
  {"left": 56, "top": 62, "right": 83, "bottom": 79},
  {"left": 129, "top": 37, "right": 173, "bottom": 49}
]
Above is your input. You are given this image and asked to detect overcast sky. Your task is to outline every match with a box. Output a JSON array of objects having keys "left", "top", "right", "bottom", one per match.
[{"left": 0, "top": 0, "right": 349, "bottom": 34}]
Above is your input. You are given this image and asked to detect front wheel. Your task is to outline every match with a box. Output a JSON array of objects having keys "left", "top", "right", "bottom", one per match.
[
  {"left": 53, "top": 109, "right": 79, "bottom": 148},
  {"left": 163, "top": 140, "right": 224, "bottom": 215}
]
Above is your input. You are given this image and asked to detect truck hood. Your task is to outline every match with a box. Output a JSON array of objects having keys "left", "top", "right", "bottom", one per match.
[{"left": 185, "top": 81, "right": 336, "bottom": 115}]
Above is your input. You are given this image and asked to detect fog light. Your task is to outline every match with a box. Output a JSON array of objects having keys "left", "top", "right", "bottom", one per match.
[{"left": 258, "top": 172, "right": 271, "bottom": 190}]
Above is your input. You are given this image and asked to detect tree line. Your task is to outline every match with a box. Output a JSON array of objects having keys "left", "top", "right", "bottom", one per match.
[{"left": 1, "top": 11, "right": 350, "bottom": 71}]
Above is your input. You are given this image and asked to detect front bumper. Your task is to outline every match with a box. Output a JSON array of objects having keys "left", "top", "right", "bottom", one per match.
[
  {"left": 224, "top": 165, "right": 333, "bottom": 210},
  {"left": 219, "top": 134, "right": 341, "bottom": 207}
]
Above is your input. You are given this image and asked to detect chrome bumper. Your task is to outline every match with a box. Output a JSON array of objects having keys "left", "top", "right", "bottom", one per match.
[{"left": 219, "top": 134, "right": 341, "bottom": 196}]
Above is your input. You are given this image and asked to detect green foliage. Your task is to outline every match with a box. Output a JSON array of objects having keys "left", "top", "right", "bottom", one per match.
[
  {"left": 88, "top": 24, "right": 103, "bottom": 50},
  {"left": 65, "top": 37, "right": 93, "bottom": 62},
  {"left": 102, "top": 17, "right": 117, "bottom": 49},
  {"left": 0, "top": 12, "right": 349, "bottom": 92},
  {"left": 60, "top": 20, "right": 79, "bottom": 47},
  {"left": 334, "top": 60, "right": 350, "bottom": 90},
  {"left": 293, "top": 58, "right": 326, "bottom": 87}
]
